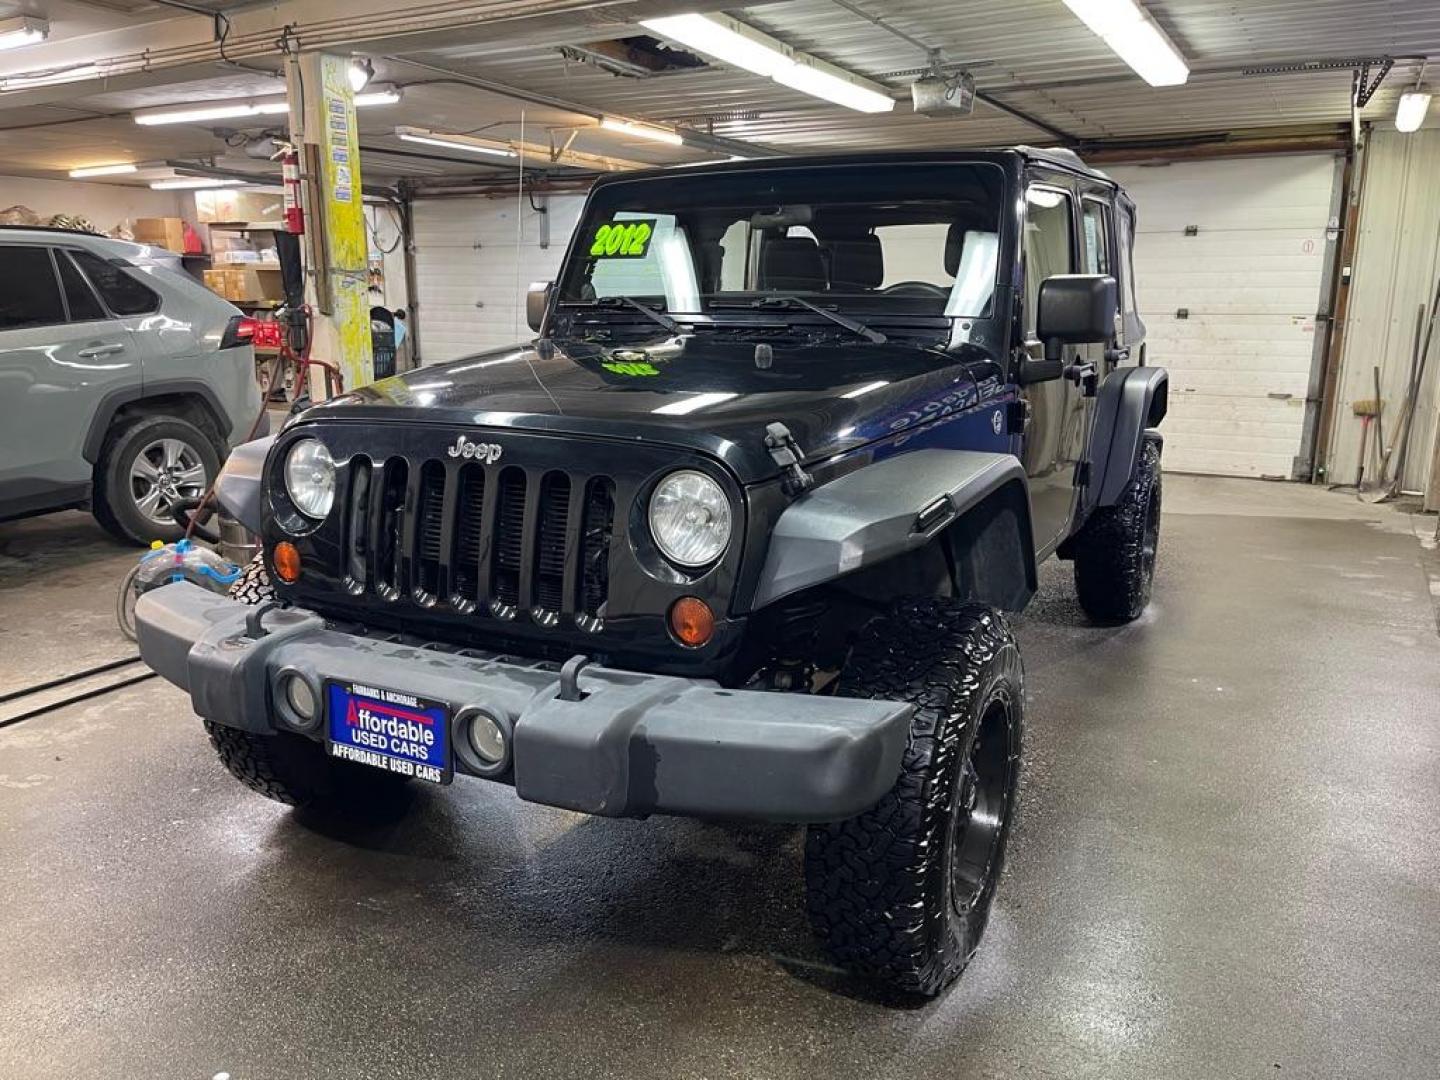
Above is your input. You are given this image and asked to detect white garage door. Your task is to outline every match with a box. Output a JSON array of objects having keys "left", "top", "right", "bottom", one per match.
[
  {"left": 1109, "top": 155, "right": 1339, "bottom": 478},
  {"left": 413, "top": 194, "right": 585, "bottom": 363}
]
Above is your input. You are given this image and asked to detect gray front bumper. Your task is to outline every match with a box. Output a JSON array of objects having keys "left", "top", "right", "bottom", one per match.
[{"left": 135, "top": 582, "right": 913, "bottom": 823}]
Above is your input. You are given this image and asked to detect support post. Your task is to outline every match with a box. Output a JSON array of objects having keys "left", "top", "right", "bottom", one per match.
[{"left": 286, "top": 52, "right": 373, "bottom": 394}]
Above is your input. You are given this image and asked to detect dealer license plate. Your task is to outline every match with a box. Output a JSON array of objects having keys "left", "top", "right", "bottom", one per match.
[{"left": 326, "top": 680, "right": 451, "bottom": 785}]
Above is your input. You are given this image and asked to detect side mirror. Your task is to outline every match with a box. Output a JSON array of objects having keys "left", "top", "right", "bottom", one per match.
[
  {"left": 526, "top": 280, "right": 553, "bottom": 333},
  {"left": 1037, "top": 274, "right": 1117, "bottom": 360}
]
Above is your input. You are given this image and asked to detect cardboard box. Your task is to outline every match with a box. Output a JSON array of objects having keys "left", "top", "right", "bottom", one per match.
[
  {"left": 132, "top": 216, "right": 186, "bottom": 253},
  {"left": 234, "top": 266, "right": 285, "bottom": 302},
  {"left": 195, "top": 189, "right": 284, "bottom": 224}
]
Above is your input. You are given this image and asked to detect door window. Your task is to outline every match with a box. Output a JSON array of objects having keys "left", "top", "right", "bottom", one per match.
[
  {"left": 70, "top": 249, "right": 159, "bottom": 316},
  {"left": 0, "top": 246, "right": 66, "bottom": 330},
  {"left": 56, "top": 251, "right": 107, "bottom": 322},
  {"left": 1081, "top": 199, "right": 1111, "bottom": 276},
  {"left": 1023, "top": 187, "right": 1075, "bottom": 338}
]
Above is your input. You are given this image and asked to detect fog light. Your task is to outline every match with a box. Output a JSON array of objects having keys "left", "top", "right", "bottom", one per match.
[
  {"left": 669, "top": 596, "right": 714, "bottom": 648},
  {"left": 282, "top": 674, "right": 316, "bottom": 723},
  {"left": 468, "top": 711, "right": 506, "bottom": 764},
  {"left": 273, "top": 541, "right": 301, "bottom": 583}
]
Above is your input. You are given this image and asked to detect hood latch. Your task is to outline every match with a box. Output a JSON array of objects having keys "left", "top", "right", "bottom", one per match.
[{"left": 764, "top": 422, "right": 814, "bottom": 497}]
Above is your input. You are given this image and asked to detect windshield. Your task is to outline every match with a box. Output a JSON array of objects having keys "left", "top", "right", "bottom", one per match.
[{"left": 558, "top": 162, "right": 1005, "bottom": 320}]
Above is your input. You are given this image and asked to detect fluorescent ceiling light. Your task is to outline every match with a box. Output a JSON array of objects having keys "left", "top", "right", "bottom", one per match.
[
  {"left": 1397, "top": 88, "right": 1432, "bottom": 133},
  {"left": 354, "top": 87, "right": 401, "bottom": 107},
  {"left": 135, "top": 90, "right": 397, "bottom": 126},
  {"left": 599, "top": 117, "right": 685, "bottom": 146},
  {"left": 395, "top": 126, "right": 517, "bottom": 158},
  {"left": 641, "top": 12, "right": 894, "bottom": 114},
  {"left": 641, "top": 14, "right": 791, "bottom": 78},
  {"left": 1061, "top": 0, "right": 1189, "bottom": 87},
  {"left": 776, "top": 58, "right": 894, "bottom": 114},
  {"left": 135, "top": 99, "right": 289, "bottom": 126},
  {"left": 69, "top": 163, "right": 139, "bottom": 178},
  {"left": 652, "top": 392, "right": 737, "bottom": 415},
  {"left": 150, "top": 177, "right": 244, "bottom": 190},
  {"left": 0, "top": 15, "right": 47, "bottom": 50}
]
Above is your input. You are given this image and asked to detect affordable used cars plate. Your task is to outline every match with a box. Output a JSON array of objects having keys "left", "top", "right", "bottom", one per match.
[{"left": 325, "top": 680, "right": 451, "bottom": 784}]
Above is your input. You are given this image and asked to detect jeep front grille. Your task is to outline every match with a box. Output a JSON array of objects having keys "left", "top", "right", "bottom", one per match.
[{"left": 339, "top": 456, "right": 613, "bottom": 629}]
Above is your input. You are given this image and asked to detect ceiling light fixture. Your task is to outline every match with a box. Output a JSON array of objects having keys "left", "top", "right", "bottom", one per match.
[
  {"left": 1061, "top": 0, "right": 1189, "bottom": 86},
  {"left": 0, "top": 14, "right": 46, "bottom": 49},
  {"left": 348, "top": 57, "right": 375, "bottom": 93},
  {"left": 641, "top": 12, "right": 894, "bottom": 113},
  {"left": 0, "top": 15, "right": 47, "bottom": 50},
  {"left": 149, "top": 177, "right": 246, "bottom": 190},
  {"left": 1397, "top": 86, "right": 1431, "bottom": 133},
  {"left": 69, "top": 163, "right": 139, "bottom": 178},
  {"left": 134, "top": 89, "right": 399, "bottom": 126},
  {"left": 394, "top": 126, "right": 518, "bottom": 158},
  {"left": 599, "top": 117, "right": 685, "bottom": 145},
  {"left": 353, "top": 86, "right": 402, "bottom": 108}
]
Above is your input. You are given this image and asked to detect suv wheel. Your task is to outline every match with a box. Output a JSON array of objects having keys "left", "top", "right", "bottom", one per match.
[
  {"left": 203, "top": 554, "right": 413, "bottom": 813},
  {"left": 93, "top": 415, "right": 220, "bottom": 545},
  {"left": 804, "top": 598, "right": 1024, "bottom": 998},
  {"left": 1071, "top": 438, "right": 1162, "bottom": 623}
]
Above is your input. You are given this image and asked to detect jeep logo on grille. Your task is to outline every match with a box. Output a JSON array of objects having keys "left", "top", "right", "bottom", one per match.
[{"left": 446, "top": 435, "right": 503, "bottom": 463}]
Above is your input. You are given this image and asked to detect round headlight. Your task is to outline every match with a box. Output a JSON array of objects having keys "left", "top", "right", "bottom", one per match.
[
  {"left": 283, "top": 438, "right": 336, "bottom": 519},
  {"left": 649, "top": 470, "right": 731, "bottom": 568}
]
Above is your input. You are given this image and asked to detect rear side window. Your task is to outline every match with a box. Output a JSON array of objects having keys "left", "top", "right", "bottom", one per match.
[
  {"left": 1117, "top": 206, "right": 1139, "bottom": 314},
  {"left": 0, "top": 246, "right": 65, "bottom": 330},
  {"left": 1082, "top": 199, "right": 1111, "bottom": 276},
  {"left": 70, "top": 249, "right": 160, "bottom": 316},
  {"left": 56, "top": 251, "right": 107, "bottom": 322}
]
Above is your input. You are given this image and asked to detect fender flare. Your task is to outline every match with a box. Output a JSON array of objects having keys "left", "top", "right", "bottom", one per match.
[
  {"left": 1087, "top": 366, "right": 1168, "bottom": 509},
  {"left": 214, "top": 435, "right": 275, "bottom": 534},
  {"left": 81, "top": 379, "right": 235, "bottom": 464},
  {"left": 751, "top": 448, "right": 1037, "bottom": 612}
]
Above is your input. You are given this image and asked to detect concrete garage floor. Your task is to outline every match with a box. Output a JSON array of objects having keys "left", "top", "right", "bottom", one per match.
[{"left": 2, "top": 477, "right": 1438, "bottom": 1080}]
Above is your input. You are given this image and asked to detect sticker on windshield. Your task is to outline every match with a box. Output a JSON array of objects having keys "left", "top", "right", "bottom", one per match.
[{"left": 588, "top": 219, "right": 656, "bottom": 259}]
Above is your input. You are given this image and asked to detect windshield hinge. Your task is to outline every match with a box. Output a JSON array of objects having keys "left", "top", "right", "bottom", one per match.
[{"left": 764, "top": 422, "right": 814, "bottom": 497}]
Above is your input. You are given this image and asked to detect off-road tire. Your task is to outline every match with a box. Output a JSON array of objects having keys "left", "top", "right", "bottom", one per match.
[
  {"left": 1072, "top": 438, "right": 1162, "bottom": 623},
  {"left": 228, "top": 552, "right": 275, "bottom": 605},
  {"left": 805, "top": 598, "right": 1024, "bottom": 997},
  {"left": 93, "top": 414, "right": 220, "bottom": 546},
  {"left": 207, "top": 554, "right": 410, "bottom": 810}
]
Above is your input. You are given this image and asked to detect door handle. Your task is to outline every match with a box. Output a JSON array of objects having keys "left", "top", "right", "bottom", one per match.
[{"left": 77, "top": 343, "right": 126, "bottom": 358}]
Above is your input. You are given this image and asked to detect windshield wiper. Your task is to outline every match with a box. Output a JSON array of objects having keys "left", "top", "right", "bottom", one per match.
[
  {"left": 715, "top": 295, "right": 886, "bottom": 344},
  {"left": 568, "top": 294, "right": 680, "bottom": 334}
]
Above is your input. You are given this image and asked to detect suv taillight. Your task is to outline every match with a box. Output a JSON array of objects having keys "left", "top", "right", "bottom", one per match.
[{"left": 221, "top": 314, "right": 283, "bottom": 350}]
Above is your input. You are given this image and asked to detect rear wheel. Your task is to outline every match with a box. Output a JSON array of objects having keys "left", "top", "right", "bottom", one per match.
[
  {"left": 205, "top": 553, "right": 412, "bottom": 812},
  {"left": 804, "top": 598, "right": 1024, "bottom": 997},
  {"left": 1072, "top": 438, "right": 1162, "bottom": 623}
]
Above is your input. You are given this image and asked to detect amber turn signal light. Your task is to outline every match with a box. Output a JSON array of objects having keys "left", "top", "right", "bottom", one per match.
[
  {"left": 669, "top": 596, "right": 714, "bottom": 648},
  {"left": 273, "top": 541, "right": 302, "bottom": 583}
]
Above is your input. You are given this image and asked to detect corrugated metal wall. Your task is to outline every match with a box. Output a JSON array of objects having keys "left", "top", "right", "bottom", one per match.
[{"left": 1327, "top": 129, "right": 1440, "bottom": 493}]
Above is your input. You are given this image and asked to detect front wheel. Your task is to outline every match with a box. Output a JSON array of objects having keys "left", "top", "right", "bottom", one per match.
[
  {"left": 804, "top": 598, "right": 1024, "bottom": 997},
  {"left": 208, "top": 553, "right": 412, "bottom": 814}
]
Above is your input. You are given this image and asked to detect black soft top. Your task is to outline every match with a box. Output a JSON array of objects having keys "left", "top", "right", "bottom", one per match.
[{"left": 595, "top": 146, "right": 1116, "bottom": 190}]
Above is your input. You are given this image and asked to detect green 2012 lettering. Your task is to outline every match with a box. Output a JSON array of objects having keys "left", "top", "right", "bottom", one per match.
[{"left": 588, "top": 220, "right": 654, "bottom": 258}]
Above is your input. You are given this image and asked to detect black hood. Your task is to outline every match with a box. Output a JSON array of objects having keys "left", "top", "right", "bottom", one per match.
[{"left": 305, "top": 333, "right": 1004, "bottom": 483}]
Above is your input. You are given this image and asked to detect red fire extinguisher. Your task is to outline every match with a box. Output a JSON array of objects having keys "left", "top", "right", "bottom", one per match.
[{"left": 281, "top": 147, "right": 304, "bottom": 235}]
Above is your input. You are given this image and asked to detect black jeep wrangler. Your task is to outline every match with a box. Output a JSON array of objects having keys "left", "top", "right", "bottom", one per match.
[{"left": 137, "top": 147, "right": 1167, "bottom": 997}]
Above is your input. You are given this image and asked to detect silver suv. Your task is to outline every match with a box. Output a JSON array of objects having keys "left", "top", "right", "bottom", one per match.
[{"left": 0, "top": 227, "right": 264, "bottom": 543}]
